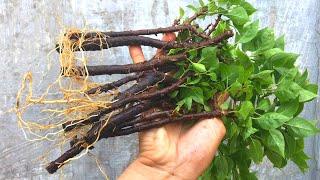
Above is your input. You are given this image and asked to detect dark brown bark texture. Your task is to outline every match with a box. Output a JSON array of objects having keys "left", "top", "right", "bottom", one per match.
[
  {"left": 56, "top": 30, "right": 233, "bottom": 52},
  {"left": 46, "top": 17, "right": 234, "bottom": 173}
]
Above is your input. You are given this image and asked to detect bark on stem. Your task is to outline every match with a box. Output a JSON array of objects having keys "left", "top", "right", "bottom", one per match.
[
  {"left": 57, "top": 30, "right": 233, "bottom": 52},
  {"left": 64, "top": 54, "right": 186, "bottom": 76},
  {"left": 68, "top": 25, "right": 197, "bottom": 40},
  {"left": 111, "top": 110, "right": 223, "bottom": 137},
  {"left": 47, "top": 101, "right": 157, "bottom": 174},
  {"left": 85, "top": 72, "right": 145, "bottom": 94},
  {"left": 63, "top": 71, "right": 166, "bottom": 131},
  {"left": 46, "top": 109, "right": 223, "bottom": 174},
  {"left": 118, "top": 110, "right": 174, "bottom": 128}
]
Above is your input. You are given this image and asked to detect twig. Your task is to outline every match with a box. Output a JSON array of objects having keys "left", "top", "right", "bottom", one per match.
[
  {"left": 68, "top": 25, "right": 197, "bottom": 40},
  {"left": 189, "top": 26, "right": 210, "bottom": 39},
  {"left": 63, "top": 71, "right": 166, "bottom": 132},
  {"left": 46, "top": 109, "right": 223, "bottom": 174},
  {"left": 184, "top": 7, "right": 208, "bottom": 25},
  {"left": 57, "top": 30, "right": 233, "bottom": 52},
  {"left": 118, "top": 110, "right": 175, "bottom": 128},
  {"left": 207, "top": 14, "right": 222, "bottom": 36},
  {"left": 85, "top": 72, "right": 145, "bottom": 95},
  {"left": 63, "top": 54, "right": 186, "bottom": 76},
  {"left": 112, "top": 110, "right": 223, "bottom": 137}
]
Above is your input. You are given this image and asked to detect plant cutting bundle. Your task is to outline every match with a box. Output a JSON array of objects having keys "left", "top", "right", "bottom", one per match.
[{"left": 15, "top": 0, "right": 319, "bottom": 179}]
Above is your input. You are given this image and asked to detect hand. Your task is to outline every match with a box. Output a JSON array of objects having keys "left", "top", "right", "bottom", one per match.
[{"left": 119, "top": 33, "right": 226, "bottom": 180}]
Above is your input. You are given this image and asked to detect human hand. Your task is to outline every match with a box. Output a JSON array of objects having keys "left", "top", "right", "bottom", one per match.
[{"left": 119, "top": 33, "right": 226, "bottom": 180}]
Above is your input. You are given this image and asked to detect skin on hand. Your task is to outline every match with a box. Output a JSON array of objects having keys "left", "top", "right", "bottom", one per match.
[{"left": 120, "top": 33, "right": 226, "bottom": 180}]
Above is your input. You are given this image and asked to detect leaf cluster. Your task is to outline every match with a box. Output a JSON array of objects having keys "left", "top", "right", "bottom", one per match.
[{"left": 170, "top": 0, "right": 319, "bottom": 179}]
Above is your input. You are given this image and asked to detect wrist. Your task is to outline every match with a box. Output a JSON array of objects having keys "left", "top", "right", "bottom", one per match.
[{"left": 119, "top": 158, "right": 181, "bottom": 180}]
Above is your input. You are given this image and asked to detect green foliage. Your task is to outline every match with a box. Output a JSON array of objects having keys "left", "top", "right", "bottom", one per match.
[{"left": 173, "top": 0, "right": 319, "bottom": 179}]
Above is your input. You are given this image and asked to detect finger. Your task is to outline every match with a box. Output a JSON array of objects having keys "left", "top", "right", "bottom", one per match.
[
  {"left": 177, "top": 118, "right": 226, "bottom": 176},
  {"left": 129, "top": 45, "right": 145, "bottom": 63},
  {"left": 156, "top": 32, "right": 176, "bottom": 56},
  {"left": 162, "top": 32, "right": 176, "bottom": 42}
]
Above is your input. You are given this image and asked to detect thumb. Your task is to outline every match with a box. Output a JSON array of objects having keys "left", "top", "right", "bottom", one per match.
[{"left": 177, "top": 118, "right": 226, "bottom": 175}]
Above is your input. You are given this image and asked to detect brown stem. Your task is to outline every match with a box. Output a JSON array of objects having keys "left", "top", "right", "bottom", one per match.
[
  {"left": 63, "top": 71, "right": 166, "bottom": 131},
  {"left": 207, "top": 14, "right": 222, "bottom": 36},
  {"left": 85, "top": 72, "right": 144, "bottom": 95},
  {"left": 106, "top": 74, "right": 187, "bottom": 111},
  {"left": 184, "top": 7, "right": 208, "bottom": 25},
  {"left": 68, "top": 74, "right": 188, "bottom": 140},
  {"left": 114, "top": 71, "right": 166, "bottom": 100},
  {"left": 47, "top": 108, "right": 223, "bottom": 174},
  {"left": 68, "top": 25, "right": 197, "bottom": 40},
  {"left": 46, "top": 143, "right": 85, "bottom": 174},
  {"left": 111, "top": 110, "right": 223, "bottom": 137},
  {"left": 63, "top": 54, "right": 186, "bottom": 76},
  {"left": 57, "top": 30, "right": 233, "bottom": 52},
  {"left": 118, "top": 110, "right": 175, "bottom": 128},
  {"left": 189, "top": 26, "right": 210, "bottom": 39},
  {"left": 46, "top": 101, "right": 159, "bottom": 174},
  {"left": 203, "top": 23, "right": 213, "bottom": 32}
]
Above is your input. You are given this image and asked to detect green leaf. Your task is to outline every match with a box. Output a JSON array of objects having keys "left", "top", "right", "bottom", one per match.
[
  {"left": 274, "top": 35, "right": 285, "bottom": 50},
  {"left": 188, "top": 87, "right": 205, "bottom": 105},
  {"left": 243, "top": 28, "right": 275, "bottom": 53},
  {"left": 228, "top": 81, "right": 242, "bottom": 96},
  {"left": 226, "top": 6, "right": 249, "bottom": 26},
  {"left": 208, "top": 1, "right": 217, "bottom": 13},
  {"left": 209, "top": 72, "right": 217, "bottom": 81},
  {"left": 240, "top": 2, "right": 256, "bottom": 15},
  {"left": 254, "top": 112, "right": 290, "bottom": 130},
  {"left": 185, "top": 97, "right": 193, "bottom": 110},
  {"left": 265, "top": 129, "right": 285, "bottom": 157},
  {"left": 248, "top": 138, "right": 264, "bottom": 163},
  {"left": 238, "top": 101, "right": 254, "bottom": 119},
  {"left": 275, "top": 67, "right": 299, "bottom": 81},
  {"left": 276, "top": 98, "right": 299, "bottom": 117},
  {"left": 168, "top": 48, "right": 184, "bottom": 55},
  {"left": 257, "top": 99, "right": 271, "bottom": 112},
  {"left": 186, "top": 4, "right": 198, "bottom": 12},
  {"left": 265, "top": 149, "right": 287, "bottom": 168},
  {"left": 298, "top": 88, "right": 318, "bottom": 102},
  {"left": 236, "top": 48, "right": 252, "bottom": 68},
  {"left": 169, "top": 90, "right": 179, "bottom": 98},
  {"left": 286, "top": 117, "right": 320, "bottom": 137},
  {"left": 263, "top": 48, "right": 283, "bottom": 60},
  {"left": 270, "top": 52, "right": 299, "bottom": 68},
  {"left": 276, "top": 79, "right": 317, "bottom": 103},
  {"left": 201, "top": 47, "right": 219, "bottom": 70},
  {"left": 238, "top": 20, "right": 259, "bottom": 43},
  {"left": 251, "top": 70, "right": 273, "bottom": 79},
  {"left": 276, "top": 80, "right": 301, "bottom": 102},
  {"left": 179, "top": 7, "right": 185, "bottom": 18},
  {"left": 199, "top": 0, "right": 205, "bottom": 7},
  {"left": 284, "top": 132, "right": 296, "bottom": 157},
  {"left": 250, "top": 70, "right": 274, "bottom": 85},
  {"left": 291, "top": 150, "right": 310, "bottom": 172},
  {"left": 213, "top": 155, "right": 229, "bottom": 179},
  {"left": 187, "top": 76, "right": 201, "bottom": 85},
  {"left": 295, "top": 69, "right": 308, "bottom": 85},
  {"left": 192, "top": 63, "right": 207, "bottom": 73},
  {"left": 241, "top": 172, "right": 258, "bottom": 180},
  {"left": 243, "top": 126, "right": 258, "bottom": 140},
  {"left": 304, "top": 83, "right": 318, "bottom": 94},
  {"left": 219, "top": 64, "right": 241, "bottom": 83},
  {"left": 227, "top": 122, "right": 239, "bottom": 138}
]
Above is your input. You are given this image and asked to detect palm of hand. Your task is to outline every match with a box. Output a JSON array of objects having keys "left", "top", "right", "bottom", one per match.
[
  {"left": 121, "top": 33, "right": 226, "bottom": 180},
  {"left": 138, "top": 119, "right": 225, "bottom": 179}
]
